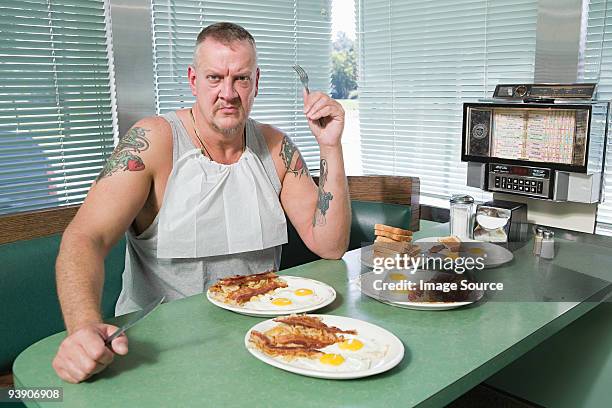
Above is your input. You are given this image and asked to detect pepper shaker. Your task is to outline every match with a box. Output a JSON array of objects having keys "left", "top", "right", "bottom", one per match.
[{"left": 540, "top": 230, "right": 555, "bottom": 259}]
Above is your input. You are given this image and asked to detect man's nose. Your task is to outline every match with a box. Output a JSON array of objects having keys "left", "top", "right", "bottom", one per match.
[{"left": 219, "top": 78, "right": 238, "bottom": 100}]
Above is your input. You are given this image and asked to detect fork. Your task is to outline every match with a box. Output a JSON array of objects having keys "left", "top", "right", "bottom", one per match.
[{"left": 292, "top": 64, "right": 324, "bottom": 127}]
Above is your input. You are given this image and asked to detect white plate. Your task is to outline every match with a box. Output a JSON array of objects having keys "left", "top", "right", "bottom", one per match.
[
  {"left": 360, "top": 245, "right": 376, "bottom": 268},
  {"left": 357, "top": 271, "right": 483, "bottom": 311},
  {"left": 206, "top": 276, "right": 336, "bottom": 317},
  {"left": 414, "top": 237, "right": 514, "bottom": 268},
  {"left": 244, "top": 314, "right": 404, "bottom": 379}
]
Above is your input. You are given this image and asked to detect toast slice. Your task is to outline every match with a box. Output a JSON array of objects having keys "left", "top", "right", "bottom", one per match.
[
  {"left": 438, "top": 235, "right": 461, "bottom": 252},
  {"left": 375, "top": 229, "right": 413, "bottom": 242},
  {"left": 374, "top": 224, "right": 413, "bottom": 236}
]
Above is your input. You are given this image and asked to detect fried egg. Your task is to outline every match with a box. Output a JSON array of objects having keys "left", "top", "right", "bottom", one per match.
[
  {"left": 245, "top": 286, "right": 322, "bottom": 311},
  {"left": 445, "top": 252, "right": 460, "bottom": 260},
  {"left": 467, "top": 247, "right": 486, "bottom": 256},
  {"left": 389, "top": 273, "right": 407, "bottom": 281},
  {"left": 271, "top": 298, "right": 292, "bottom": 306},
  {"left": 338, "top": 338, "right": 364, "bottom": 351},
  {"left": 319, "top": 353, "right": 345, "bottom": 366},
  {"left": 293, "top": 353, "right": 370, "bottom": 372},
  {"left": 287, "top": 336, "right": 389, "bottom": 372}
]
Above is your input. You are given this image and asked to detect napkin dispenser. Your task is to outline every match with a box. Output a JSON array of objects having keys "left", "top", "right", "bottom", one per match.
[{"left": 473, "top": 200, "right": 527, "bottom": 243}]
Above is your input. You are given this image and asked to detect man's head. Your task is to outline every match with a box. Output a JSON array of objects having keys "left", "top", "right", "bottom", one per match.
[{"left": 189, "top": 22, "right": 259, "bottom": 137}]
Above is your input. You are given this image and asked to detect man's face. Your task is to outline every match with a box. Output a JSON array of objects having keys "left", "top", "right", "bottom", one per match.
[{"left": 189, "top": 38, "right": 259, "bottom": 136}]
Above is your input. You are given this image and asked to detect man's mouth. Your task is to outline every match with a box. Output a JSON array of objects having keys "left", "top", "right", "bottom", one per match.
[{"left": 217, "top": 105, "right": 239, "bottom": 113}]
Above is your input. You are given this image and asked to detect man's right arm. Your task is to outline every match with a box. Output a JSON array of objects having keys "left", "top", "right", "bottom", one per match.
[{"left": 53, "top": 117, "right": 171, "bottom": 383}]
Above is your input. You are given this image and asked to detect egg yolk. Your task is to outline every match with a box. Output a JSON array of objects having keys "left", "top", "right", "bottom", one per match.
[
  {"left": 271, "top": 298, "right": 292, "bottom": 306},
  {"left": 468, "top": 247, "right": 485, "bottom": 255},
  {"left": 389, "top": 273, "right": 407, "bottom": 281},
  {"left": 294, "top": 288, "right": 314, "bottom": 296},
  {"left": 338, "top": 339, "right": 364, "bottom": 351},
  {"left": 319, "top": 353, "right": 345, "bottom": 366}
]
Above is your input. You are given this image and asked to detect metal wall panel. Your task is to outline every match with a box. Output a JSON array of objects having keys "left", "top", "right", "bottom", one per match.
[
  {"left": 534, "top": 0, "right": 584, "bottom": 83},
  {"left": 109, "top": 0, "right": 156, "bottom": 136}
]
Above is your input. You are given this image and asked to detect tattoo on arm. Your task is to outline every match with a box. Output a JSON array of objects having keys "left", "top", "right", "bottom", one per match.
[
  {"left": 313, "top": 158, "right": 333, "bottom": 227},
  {"left": 280, "top": 136, "right": 308, "bottom": 178},
  {"left": 96, "top": 127, "right": 150, "bottom": 182}
]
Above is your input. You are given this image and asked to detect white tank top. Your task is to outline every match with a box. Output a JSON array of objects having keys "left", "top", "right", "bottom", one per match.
[{"left": 115, "top": 112, "right": 287, "bottom": 315}]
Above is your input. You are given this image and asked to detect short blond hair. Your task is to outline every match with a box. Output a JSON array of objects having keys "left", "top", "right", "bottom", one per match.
[{"left": 193, "top": 22, "right": 256, "bottom": 66}]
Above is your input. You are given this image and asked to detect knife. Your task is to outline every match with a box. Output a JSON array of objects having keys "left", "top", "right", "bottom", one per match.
[{"left": 105, "top": 295, "right": 165, "bottom": 347}]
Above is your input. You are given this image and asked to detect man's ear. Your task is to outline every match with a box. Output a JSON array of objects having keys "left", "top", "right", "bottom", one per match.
[
  {"left": 254, "top": 67, "right": 260, "bottom": 97},
  {"left": 188, "top": 65, "right": 197, "bottom": 96}
]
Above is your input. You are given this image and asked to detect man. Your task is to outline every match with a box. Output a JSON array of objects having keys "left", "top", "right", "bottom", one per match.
[{"left": 52, "top": 22, "right": 350, "bottom": 383}]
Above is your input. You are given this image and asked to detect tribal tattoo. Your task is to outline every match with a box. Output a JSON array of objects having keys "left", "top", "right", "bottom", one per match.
[
  {"left": 280, "top": 136, "right": 308, "bottom": 178},
  {"left": 313, "top": 158, "right": 333, "bottom": 227},
  {"left": 96, "top": 127, "right": 150, "bottom": 182}
]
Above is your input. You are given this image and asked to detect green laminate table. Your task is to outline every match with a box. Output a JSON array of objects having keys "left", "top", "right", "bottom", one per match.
[{"left": 12, "top": 221, "right": 612, "bottom": 408}]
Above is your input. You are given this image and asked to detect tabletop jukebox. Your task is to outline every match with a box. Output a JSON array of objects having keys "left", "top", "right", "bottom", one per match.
[{"left": 463, "top": 83, "right": 609, "bottom": 203}]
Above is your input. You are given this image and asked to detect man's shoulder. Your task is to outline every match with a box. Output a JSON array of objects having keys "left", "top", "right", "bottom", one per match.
[
  {"left": 130, "top": 115, "right": 173, "bottom": 138},
  {"left": 117, "top": 115, "right": 173, "bottom": 172},
  {"left": 254, "top": 120, "right": 286, "bottom": 147},
  {"left": 125, "top": 115, "right": 173, "bottom": 150}
]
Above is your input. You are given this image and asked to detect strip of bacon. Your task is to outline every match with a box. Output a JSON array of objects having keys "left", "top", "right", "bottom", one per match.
[
  {"left": 228, "top": 279, "right": 288, "bottom": 304},
  {"left": 217, "top": 271, "right": 278, "bottom": 286},
  {"left": 274, "top": 315, "right": 357, "bottom": 335},
  {"left": 270, "top": 333, "right": 338, "bottom": 349},
  {"left": 250, "top": 330, "right": 323, "bottom": 358}
]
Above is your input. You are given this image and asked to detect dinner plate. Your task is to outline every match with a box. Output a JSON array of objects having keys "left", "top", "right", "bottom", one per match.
[
  {"left": 244, "top": 314, "right": 404, "bottom": 379},
  {"left": 357, "top": 271, "right": 484, "bottom": 311},
  {"left": 206, "top": 276, "right": 336, "bottom": 317},
  {"left": 414, "top": 237, "right": 514, "bottom": 268}
]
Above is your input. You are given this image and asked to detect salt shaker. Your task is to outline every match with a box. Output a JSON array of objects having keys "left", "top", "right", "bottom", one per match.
[
  {"left": 533, "top": 227, "right": 544, "bottom": 255},
  {"left": 450, "top": 195, "right": 474, "bottom": 240},
  {"left": 540, "top": 230, "right": 555, "bottom": 259}
]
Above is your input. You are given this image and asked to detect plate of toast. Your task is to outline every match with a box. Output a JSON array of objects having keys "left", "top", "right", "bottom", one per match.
[
  {"left": 245, "top": 314, "right": 404, "bottom": 379},
  {"left": 207, "top": 271, "right": 336, "bottom": 317},
  {"left": 361, "top": 224, "right": 421, "bottom": 268}
]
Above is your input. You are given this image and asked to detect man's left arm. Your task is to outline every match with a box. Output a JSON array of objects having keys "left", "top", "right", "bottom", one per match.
[{"left": 278, "top": 90, "right": 351, "bottom": 259}]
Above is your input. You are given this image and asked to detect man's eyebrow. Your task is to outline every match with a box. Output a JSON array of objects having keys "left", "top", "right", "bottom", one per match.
[{"left": 202, "top": 70, "right": 252, "bottom": 77}]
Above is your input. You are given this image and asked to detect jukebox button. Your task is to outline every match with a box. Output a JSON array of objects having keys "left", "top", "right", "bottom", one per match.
[
  {"left": 531, "top": 180, "right": 537, "bottom": 186},
  {"left": 502, "top": 177, "right": 507, "bottom": 184},
  {"left": 519, "top": 186, "right": 524, "bottom": 191},
  {"left": 513, "top": 179, "right": 518, "bottom": 184},
  {"left": 531, "top": 187, "right": 537, "bottom": 193},
  {"left": 537, "top": 182, "right": 543, "bottom": 194},
  {"left": 513, "top": 185, "right": 518, "bottom": 190},
  {"left": 518, "top": 179, "right": 524, "bottom": 185}
]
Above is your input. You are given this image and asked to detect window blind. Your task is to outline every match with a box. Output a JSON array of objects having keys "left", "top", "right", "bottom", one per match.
[
  {"left": 151, "top": 0, "right": 331, "bottom": 168},
  {"left": 0, "top": 0, "right": 117, "bottom": 215},
  {"left": 583, "top": 0, "right": 612, "bottom": 233},
  {"left": 357, "top": 0, "right": 537, "bottom": 202}
]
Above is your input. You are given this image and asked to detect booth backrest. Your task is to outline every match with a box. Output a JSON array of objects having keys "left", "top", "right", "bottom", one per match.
[
  {"left": 280, "top": 175, "right": 420, "bottom": 269},
  {"left": 0, "top": 234, "right": 125, "bottom": 372}
]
